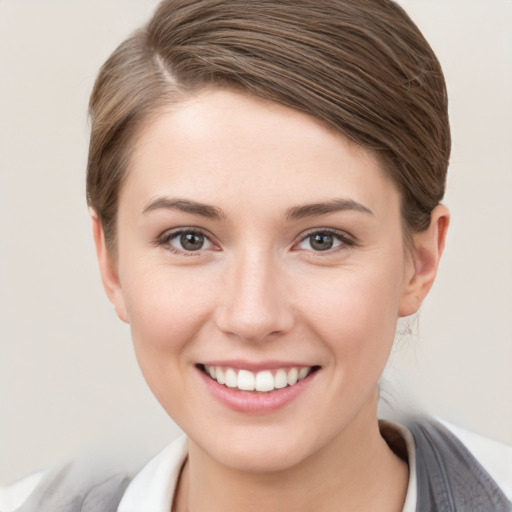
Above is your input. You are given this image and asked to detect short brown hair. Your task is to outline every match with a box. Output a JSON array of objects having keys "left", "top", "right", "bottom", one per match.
[{"left": 87, "top": 0, "right": 450, "bottom": 250}]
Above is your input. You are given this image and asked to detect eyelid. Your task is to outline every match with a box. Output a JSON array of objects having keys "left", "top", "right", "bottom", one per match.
[
  {"left": 293, "top": 228, "right": 357, "bottom": 252},
  {"left": 155, "top": 226, "right": 220, "bottom": 255}
]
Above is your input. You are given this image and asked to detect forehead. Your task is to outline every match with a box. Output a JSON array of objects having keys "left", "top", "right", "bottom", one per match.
[{"left": 122, "top": 89, "right": 400, "bottom": 219}]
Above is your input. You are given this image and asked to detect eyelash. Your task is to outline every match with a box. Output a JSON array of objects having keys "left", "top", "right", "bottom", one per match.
[
  {"left": 295, "top": 229, "right": 356, "bottom": 254},
  {"left": 155, "top": 228, "right": 356, "bottom": 256},
  {"left": 155, "top": 228, "right": 217, "bottom": 256}
]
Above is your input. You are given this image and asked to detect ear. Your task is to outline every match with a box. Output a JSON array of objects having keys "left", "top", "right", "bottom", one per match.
[
  {"left": 91, "top": 211, "right": 129, "bottom": 324},
  {"left": 398, "top": 205, "right": 450, "bottom": 317}
]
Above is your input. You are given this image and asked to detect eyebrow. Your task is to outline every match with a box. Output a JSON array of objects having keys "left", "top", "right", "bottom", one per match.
[
  {"left": 285, "top": 198, "right": 373, "bottom": 219},
  {"left": 142, "top": 196, "right": 373, "bottom": 220},
  {"left": 142, "top": 198, "right": 226, "bottom": 219}
]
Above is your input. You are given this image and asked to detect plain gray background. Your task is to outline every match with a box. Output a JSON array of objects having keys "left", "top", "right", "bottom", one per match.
[{"left": 1, "top": 0, "right": 511, "bottom": 485}]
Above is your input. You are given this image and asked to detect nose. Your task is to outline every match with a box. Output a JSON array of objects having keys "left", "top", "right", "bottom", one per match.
[{"left": 214, "top": 250, "right": 295, "bottom": 343}]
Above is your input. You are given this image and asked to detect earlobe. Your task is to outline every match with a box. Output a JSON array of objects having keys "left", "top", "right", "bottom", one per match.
[
  {"left": 398, "top": 205, "right": 450, "bottom": 317},
  {"left": 91, "top": 211, "right": 129, "bottom": 324}
]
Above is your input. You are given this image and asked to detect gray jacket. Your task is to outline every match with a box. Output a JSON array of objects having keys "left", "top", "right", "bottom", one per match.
[
  {"left": 407, "top": 420, "right": 511, "bottom": 511},
  {"left": 17, "top": 419, "right": 512, "bottom": 512}
]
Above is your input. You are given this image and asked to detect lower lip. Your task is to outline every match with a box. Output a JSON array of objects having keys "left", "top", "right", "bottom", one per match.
[{"left": 197, "top": 367, "right": 317, "bottom": 414}]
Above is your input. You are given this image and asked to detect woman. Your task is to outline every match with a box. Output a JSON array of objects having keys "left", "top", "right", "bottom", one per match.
[{"left": 4, "top": 0, "right": 511, "bottom": 510}]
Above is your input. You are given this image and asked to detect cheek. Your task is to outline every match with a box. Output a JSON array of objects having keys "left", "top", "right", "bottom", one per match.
[
  {"left": 120, "top": 264, "right": 216, "bottom": 366},
  {"left": 119, "top": 265, "right": 221, "bottom": 419},
  {"left": 300, "top": 260, "right": 405, "bottom": 363}
]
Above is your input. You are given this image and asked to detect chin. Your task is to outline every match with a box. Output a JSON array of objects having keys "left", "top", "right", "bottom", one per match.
[
  {"left": 188, "top": 420, "right": 335, "bottom": 474},
  {"left": 210, "top": 440, "right": 312, "bottom": 473}
]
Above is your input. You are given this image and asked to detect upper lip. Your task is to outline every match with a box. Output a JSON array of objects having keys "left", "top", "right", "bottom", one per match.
[{"left": 199, "top": 359, "right": 316, "bottom": 372}]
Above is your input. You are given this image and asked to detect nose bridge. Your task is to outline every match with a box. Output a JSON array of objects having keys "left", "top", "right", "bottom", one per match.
[{"left": 216, "top": 247, "right": 293, "bottom": 342}]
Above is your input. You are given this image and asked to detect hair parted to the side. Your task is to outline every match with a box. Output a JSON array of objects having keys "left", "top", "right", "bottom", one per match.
[{"left": 87, "top": 0, "right": 450, "bottom": 251}]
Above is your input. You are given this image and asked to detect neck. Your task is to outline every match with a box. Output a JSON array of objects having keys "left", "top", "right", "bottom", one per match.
[{"left": 173, "top": 397, "right": 408, "bottom": 512}]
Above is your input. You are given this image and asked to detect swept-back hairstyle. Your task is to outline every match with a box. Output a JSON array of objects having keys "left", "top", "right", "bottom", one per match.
[{"left": 87, "top": 0, "right": 450, "bottom": 250}]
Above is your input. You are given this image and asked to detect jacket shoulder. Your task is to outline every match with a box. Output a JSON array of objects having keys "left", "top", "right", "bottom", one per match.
[{"left": 407, "top": 418, "right": 512, "bottom": 512}]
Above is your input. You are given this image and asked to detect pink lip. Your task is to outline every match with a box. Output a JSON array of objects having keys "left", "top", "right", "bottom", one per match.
[{"left": 196, "top": 365, "right": 318, "bottom": 414}]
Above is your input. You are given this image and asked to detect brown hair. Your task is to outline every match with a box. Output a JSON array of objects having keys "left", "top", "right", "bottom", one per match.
[{"left": 87, "top": 0, "right": 450, "bottom": 250}]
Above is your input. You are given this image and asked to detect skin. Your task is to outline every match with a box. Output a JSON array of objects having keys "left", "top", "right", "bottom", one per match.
[{"left": 93, "top": 89, "right": 449, "bottom": 511}]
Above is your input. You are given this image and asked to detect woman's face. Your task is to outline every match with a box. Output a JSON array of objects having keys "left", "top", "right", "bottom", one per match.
[{"left": 106, "top": 89, "right": 418, "bottom": 472}]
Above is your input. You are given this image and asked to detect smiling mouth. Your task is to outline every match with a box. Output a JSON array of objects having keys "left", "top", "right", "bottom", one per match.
[{"left": 199, "top": 364, "right": 320, "bottom": 393}]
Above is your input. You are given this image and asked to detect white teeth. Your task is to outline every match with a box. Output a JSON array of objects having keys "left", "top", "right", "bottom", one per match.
[
  {"left": 255, "top": 371, "right": 274, "bottom": 392},
  {"left": 225, "top": 368, "right": 238, "bottom": 388},
  {"left": 216, "top": 367, "right": 226, "bottom": 385},
  {"left": 287, "top": 367, "right": 298, "bottom": 386},
  {"left": 203, "top": 365, "right": 314, "bottom": 392},
  {"left": 298, "top": 367, "right": 309, "bottom": 381},
  {"left": 237, "top": 369, "right": 255, "bottom": 391},
  {"left": 274, "top": 369, "right": 288, "bottom": 389}
]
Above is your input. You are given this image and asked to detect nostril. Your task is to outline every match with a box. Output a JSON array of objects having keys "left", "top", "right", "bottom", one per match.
[{"left": 214, "top": 305, "right": 294, "bottom": 344}]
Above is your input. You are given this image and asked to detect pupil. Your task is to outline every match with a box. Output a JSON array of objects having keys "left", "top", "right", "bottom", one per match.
[
  {"left": 181, "top": 232, "right": 204, "bottom": 250},
  {"left": 311, "top": 233, "right": 333, "bottom": 251}
]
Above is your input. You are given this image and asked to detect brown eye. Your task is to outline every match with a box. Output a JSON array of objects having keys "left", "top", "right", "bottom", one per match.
[
  {"left": 309, "top": 233, "right": 334, "bottom": 251},
  {"left": 296, "top": 230, "right": 351, "bottom": 253},
  {"left": 162, "top": 229, "right": 215, "bottom": 253},
  {"left": 180, "top": 232, "right": 205, "bottom": 251}
]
